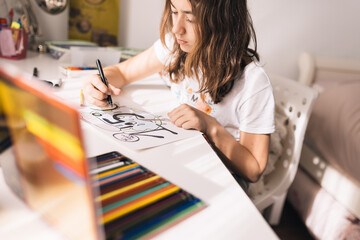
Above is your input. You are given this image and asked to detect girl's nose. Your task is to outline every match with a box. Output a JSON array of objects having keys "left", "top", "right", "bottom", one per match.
[{"left": 172, "top": 16, "right": 185, "bottom": 35}]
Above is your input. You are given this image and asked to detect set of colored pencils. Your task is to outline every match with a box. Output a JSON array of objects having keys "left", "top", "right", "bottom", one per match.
[{"left": 91, "top": 151, "right": 205, "bottom": 239}]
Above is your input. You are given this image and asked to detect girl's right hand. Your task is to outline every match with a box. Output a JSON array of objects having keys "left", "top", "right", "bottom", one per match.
[
  {"left": 82, "top": 45, "right": 164, "bottom": 108},
  {"left": 82, "top": 73, "right": 122, "bottom": 108}
]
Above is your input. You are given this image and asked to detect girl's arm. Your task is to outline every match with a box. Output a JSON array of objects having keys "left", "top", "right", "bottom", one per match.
[
  {"left": 167, "top": 104, "right": 269, "bottom": 182},
  {"left": 208, "top": 123, "right": 269, "bottom": 183},
  {"left": 83, "top": 45, "right": 165, "bottom": 107}
]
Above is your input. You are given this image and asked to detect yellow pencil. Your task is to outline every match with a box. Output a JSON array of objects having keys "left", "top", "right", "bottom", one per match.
[
  {"left": 93, "top": 163, "right": 139, "bottom": 180},
  {"left": 101, "top": 185, "right": 180, "bottom": 224},
  {"left": 97, "top": 175, "right": 161, "bottom": 202},
  {"left": 80, "top": 89, "right": 84, "bottom": 106}
]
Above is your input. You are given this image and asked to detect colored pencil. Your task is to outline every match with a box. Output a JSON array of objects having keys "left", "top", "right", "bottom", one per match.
[
  {"left": 102, "top": 182, "right": 171, "bottom": 213},
  {"left": 93, "top": 168, "right": 144, "bottom": 188},
  {"left": 104, "top": 191, "right": 190, "bottom": 234},
  {"left": 101, "top": 185, "right": 180, "bottom": 224},
  {"left": 101, "top": 177, "right": 165, "bottom": 207},
  {"left": 94, "top": 163, "right": 139, "bottom": 180},
  {"left": 99, "top": 171, "right": 155, "bottom": 195},
  {"left": 90, "top": 151, "right": 206, "bottom": 239}
]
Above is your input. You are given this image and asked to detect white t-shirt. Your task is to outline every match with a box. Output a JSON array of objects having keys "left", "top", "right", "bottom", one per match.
[{"left": 154, "top": 36, "right": 275, "bottom": 141}]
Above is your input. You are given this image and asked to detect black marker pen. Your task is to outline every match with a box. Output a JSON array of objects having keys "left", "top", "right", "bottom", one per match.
[{"left": 96, "top": 59, "right": 113, "bottom": 107}]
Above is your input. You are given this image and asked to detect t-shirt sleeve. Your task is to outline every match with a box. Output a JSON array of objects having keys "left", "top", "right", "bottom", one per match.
[
  {"left": 153, "top": 34, "right": 173, "bottom": 66},
  {"left": 239, "top": 84, "right": 275, "bottom": 134}
]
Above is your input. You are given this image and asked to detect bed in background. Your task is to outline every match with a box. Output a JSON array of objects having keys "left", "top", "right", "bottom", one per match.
[{"left": 287, "top": 52, "right": 360, "bottom": 239}]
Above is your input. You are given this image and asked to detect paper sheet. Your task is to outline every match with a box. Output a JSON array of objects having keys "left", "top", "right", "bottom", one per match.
[{"left": 79, "top": 104, "right": 201, "bottom": 150}]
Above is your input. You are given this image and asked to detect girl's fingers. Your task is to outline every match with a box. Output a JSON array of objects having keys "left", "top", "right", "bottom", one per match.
[
  {"left": 167, "top": 108, "right": 178, "bottom": 118},
  {"left": 168, "top": 110, "right": 185, "bottom": 124},
  {"left": 87, "top": 84, "right": 107, "bottom": 100},
  {"left": 108, "top": 83, "right": 121, "bottom": 95},
  {"left": 173, "top": 115, "right": 189, "bottom": 128},
  {"left": 168, "top": 104, "right": 206, "bottom": 131},
  {"left": 90, "top": 75, "right": 108, "bottom": 93},
  {"left": 174, "top": 116, "right": 200, "bottom": 131},
  {"left": 86, "top": 95, "right": 109, "bottom": 107},
  {"left": 180, "top": 120, "right": 196, "bottom": 130},
  {"left": 168, "top": 104, "right": 189, "bottom": 118},
  {"left": 83, "top": 74, "right": 121, "bottom": 107}
]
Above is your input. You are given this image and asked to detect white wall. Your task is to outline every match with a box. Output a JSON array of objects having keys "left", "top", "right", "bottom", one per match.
[
  {"left": 118, "top": 0, "right": 164, "bottom": 49},
  {"left": 249, "top": 0, "right": 360, "bottom": 79},
  {"left": 31, "top": 0, "right": 69, "bottom": 41},
  {"left": 120, "top": 0, "right": 360, "bottom": 79},
  {"left": 5, "top": 0, "right": 162, "bottom": 48},
  {"left": 8, "top": 0, "right": 359, "bottom": 80}
]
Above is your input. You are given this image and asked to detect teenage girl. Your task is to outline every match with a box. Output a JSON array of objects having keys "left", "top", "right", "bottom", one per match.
[{"left": 83, "top": 0, "right": 275, "bottom": 189}]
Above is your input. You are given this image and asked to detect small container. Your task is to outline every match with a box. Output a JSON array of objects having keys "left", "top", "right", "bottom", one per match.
[
  {"left": 0, "top": 26, "right": 28, "bottom": 60},
  {"left": 46, "top": 40, "right": 98, "bottom": 59}
]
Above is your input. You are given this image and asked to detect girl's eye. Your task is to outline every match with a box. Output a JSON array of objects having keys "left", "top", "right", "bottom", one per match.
[{"left": 171, "top": 10, "right": 178, "bottom": 15}]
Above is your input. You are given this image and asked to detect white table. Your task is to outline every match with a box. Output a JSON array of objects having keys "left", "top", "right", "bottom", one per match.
[{"left": 0, "top": 51, "right": 278, "bottom": 240}]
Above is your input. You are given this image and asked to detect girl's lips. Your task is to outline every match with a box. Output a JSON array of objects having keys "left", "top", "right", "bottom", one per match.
[{"left": 177, "top": 39, "right": 187, "bottom": 45}]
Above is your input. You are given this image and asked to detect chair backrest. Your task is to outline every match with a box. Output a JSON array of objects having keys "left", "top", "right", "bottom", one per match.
[{"left": 252, "top": 74, "right": 318, "bottom": 210}]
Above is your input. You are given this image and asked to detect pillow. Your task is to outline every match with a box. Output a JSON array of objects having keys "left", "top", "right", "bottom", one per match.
[{"left": 305, "top": 81, "right": 360, "bottom": 184}]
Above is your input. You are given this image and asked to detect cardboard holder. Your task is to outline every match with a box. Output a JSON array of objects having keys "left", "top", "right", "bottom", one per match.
[{"left": 0, "top": 26, "right": 28, "bottom": 60}]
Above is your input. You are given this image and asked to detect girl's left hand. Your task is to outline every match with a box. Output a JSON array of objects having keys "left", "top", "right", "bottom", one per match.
[{"left": 167, "top": 104, "right": 217, "bottom": 133}]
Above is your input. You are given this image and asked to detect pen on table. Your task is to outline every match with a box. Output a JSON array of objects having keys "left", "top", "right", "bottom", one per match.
[
  {"left": 33, "top": 67, "right": 38, "bottom": 77},
  {"left": 96, "top": 59, "right": 113, "bottom": 107},
  {"left": 32, "top": 67, "right": 61, "bottom": 87}
]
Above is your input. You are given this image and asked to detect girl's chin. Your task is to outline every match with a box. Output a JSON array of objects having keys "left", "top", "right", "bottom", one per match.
[
  {"left": 180, "top": 46, "right": 191, "bottom": 53},
  {"left": 180, "top": 47, "right": 189, "bottom": 53}
]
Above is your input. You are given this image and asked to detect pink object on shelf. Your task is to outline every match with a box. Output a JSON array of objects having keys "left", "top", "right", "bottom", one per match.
[{"left": 0, "top": 26, "right": 28, "bottom": 60}]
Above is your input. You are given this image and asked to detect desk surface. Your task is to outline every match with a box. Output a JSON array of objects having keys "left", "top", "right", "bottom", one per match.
[{"left": 0, "top": 52, "right": 278, "bottom": 240}]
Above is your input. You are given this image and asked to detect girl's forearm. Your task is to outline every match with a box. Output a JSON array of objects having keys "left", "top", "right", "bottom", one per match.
[
  {"left": 103, "top": 65, "right": 129, "bottom": 88},
  {"left": 115, "top": 46, "right": 164, "bottom": 85},
  {"left": 206, "top": 121, "right": 262, "bottom": 182}
]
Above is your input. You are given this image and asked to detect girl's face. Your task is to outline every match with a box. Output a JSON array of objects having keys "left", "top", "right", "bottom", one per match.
[{"left": 170, "top": 0, "right": 197, "bottom": 53}]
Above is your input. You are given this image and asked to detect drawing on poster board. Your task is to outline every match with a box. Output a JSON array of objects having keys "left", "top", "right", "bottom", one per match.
[
  {"left": 79, "top": 105, "right": 199, "bottom": 150},
  {"left": 90, "top": 106, "right": 177, "bottom": 142}
]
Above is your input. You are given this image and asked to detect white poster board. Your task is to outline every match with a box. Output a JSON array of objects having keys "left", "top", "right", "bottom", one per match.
[{"left": 79, "top": 104, "right": 201, "bottom": 150}]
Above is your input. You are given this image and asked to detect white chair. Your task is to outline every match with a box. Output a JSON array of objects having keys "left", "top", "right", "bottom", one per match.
[{"left": 250, "top": 74, "right": 318, "bottom": 225}]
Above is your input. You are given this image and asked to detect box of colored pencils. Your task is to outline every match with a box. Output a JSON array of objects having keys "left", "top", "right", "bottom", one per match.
[
  {"left": 90, "top": 151, "right": 206, "bottom": 239},
  {"left": 59, "top": 66, "right": 98, "bottom": 77}
]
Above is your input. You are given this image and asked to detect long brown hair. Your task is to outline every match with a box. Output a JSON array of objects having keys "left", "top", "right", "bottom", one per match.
[{"left": 160, "top": 0, "right": 259, "bottom": 104}]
